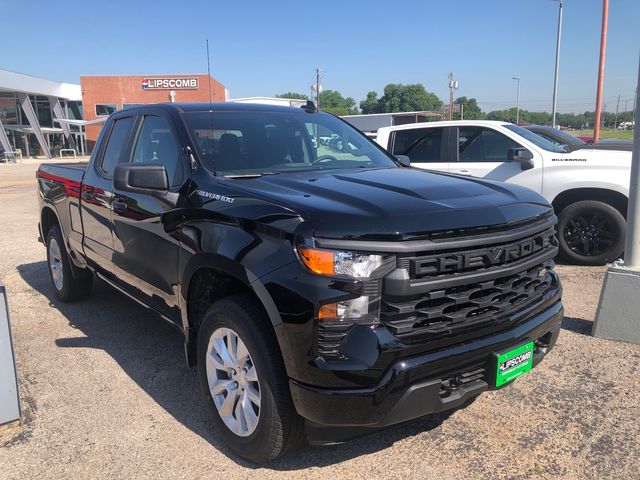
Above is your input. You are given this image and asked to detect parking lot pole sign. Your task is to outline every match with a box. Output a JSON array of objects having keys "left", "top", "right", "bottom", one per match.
[
  {"left": 0, "top": 284, "right": 21, "bottom": 425},
  {"left": 593, "top": 54, "right": 640, "bottom": 344}
]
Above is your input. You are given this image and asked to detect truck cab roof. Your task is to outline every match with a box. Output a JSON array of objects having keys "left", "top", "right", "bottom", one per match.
[{"left": 116, "top": 102, "right": 315, "bottom": 116}]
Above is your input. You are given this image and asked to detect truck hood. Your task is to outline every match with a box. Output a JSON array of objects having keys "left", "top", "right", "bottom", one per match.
[{"left": 226, "top": 167, "right": 551, "bottom": 241}]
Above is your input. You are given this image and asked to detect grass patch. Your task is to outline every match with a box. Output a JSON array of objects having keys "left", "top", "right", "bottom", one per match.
[{"left": 572, "top": 129, "right": 633, "bottom": 141}]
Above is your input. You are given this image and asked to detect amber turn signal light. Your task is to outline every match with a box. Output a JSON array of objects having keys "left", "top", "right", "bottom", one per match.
[
  {"left": 318, "top": 303, "right": 337, "bottom": 321},
  {"left": 297, "top": 247, "right": 335, "bottom": 275}
]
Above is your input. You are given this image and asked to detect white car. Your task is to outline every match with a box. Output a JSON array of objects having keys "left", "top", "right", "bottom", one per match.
[{"left": 375, "top": 120, "right": 631, "bottom": 265}]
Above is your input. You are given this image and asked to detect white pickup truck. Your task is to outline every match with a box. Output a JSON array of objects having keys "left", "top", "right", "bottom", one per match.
[{"left": 374, "top": 120, "right": 631, "bottom": 265}]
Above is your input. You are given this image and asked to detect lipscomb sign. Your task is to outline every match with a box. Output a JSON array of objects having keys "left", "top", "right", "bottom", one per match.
[{"left": 141, "top": 77, "right": 199, "bottom": 90}]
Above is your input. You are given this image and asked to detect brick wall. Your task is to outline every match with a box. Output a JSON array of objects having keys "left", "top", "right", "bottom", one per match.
[{"left": 80, "top": 74, "right": 226, "bottom": 149}]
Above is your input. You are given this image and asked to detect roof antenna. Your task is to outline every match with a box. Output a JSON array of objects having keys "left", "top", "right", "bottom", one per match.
[{"left": 205, "top": 39, "right": 216, "bottom": 175}]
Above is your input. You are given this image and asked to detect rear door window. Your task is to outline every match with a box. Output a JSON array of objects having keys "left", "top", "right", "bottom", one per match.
[
  {"left": 99, "top": 117, "right": 134, "bottom": 177},
  {"left": 392, "top": 128, "right": 444, "bottom": 163}
]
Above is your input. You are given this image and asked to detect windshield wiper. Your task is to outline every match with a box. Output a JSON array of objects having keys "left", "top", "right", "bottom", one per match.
[{"left": 223, "top": 172, "right": 281, "bottom": 179}]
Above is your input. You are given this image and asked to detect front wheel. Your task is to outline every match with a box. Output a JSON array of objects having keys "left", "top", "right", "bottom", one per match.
[
  {"left": 197, "top": 294, "right": 305, "bottom": 462},
  {"left": 557, "top": 200, "right": 626, "bottom": 266}
]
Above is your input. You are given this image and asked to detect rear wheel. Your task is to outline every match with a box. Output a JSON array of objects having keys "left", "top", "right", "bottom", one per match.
[
  {"left": 197, "top": 294, "right": 305, "bottom": 462},
  {"left": 557, "top": 200, "right": 625, "bottom": 266},
  {"left": 46, "top": 225, "right": 92, "bottom": 301}
]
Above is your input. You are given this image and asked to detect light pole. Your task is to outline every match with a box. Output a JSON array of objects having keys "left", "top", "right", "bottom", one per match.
[
  {"left": 593, "top": 0, "right": 609, "bottom": 143},
  {"left": 512, "top": 76, "right": 521, "bottom": 124},
  {"left": 551, "top": 0, "right": 564, "bottom": 128},
  {"left": 448, "top": 73, "right": 458, "bottom": 121}
]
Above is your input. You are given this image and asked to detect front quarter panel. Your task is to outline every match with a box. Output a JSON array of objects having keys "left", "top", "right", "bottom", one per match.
[
  {"left": 540, "top": 155, "right": 630, "bottom": 203},
  {"left": 178, "top": 171, "right": 309, "bottom": 332}
]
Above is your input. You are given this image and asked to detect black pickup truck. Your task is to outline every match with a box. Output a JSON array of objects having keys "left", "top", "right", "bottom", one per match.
[{"left": 37, "top": 102, "right": 563, "bottom": 462}]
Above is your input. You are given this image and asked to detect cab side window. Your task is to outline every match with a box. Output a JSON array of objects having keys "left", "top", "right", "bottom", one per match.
[
  {"left": 392, "top": 128, "right": 443, "bottom": 163},
  {"left": 99, "top": 117, "right": 134, "bottom": 177},
  {"left": 458, "top": 127, "right": 520, "bottom": 162},
  {"left": 132, "top": 115, "right": 183, "bottom": 187}
]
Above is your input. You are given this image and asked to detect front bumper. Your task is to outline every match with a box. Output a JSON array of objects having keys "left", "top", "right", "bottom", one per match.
[{"left": 290, "top": 300, "right": 563, "bottom": 444}]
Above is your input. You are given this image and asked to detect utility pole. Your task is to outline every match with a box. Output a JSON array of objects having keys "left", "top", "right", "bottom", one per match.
[
  {"left": 448, "top": 73, "right": 458, "bottom": 121},
  {"left": 615, "top": 94, "right": 621, "bottom": 129},
  {"left": 512, "top": 76, "right": 521, "bottom": 124},
  {"left": 552, "top": 0, "right": 564, "bottom": 128},
  {"left": 594, "top": 0, "right": 609, "bottom": 143},
  {"left": 314, "top": 68, "right": 321, "bottom": 110}
]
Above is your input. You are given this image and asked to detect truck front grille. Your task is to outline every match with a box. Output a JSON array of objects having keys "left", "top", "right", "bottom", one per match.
[
  {"left": 381, "top": 213, "right": 560, "bottom": 344},
  {"left": 382, "top": 260, "right": 556, "bottom": 343}
]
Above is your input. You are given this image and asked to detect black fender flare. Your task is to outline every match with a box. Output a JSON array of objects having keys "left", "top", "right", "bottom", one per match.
[
  {"left": 180, "top": 252, "right": 284, "bottom": 365},
  {"left": 181, "top": 252, "right": 282, "bottom": 327}
]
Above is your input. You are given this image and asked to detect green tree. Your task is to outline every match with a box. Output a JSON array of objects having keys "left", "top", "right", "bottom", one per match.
[
  {"left": 275, "top": 92, "right": 308, "bottom": 100},
  {"left": 377, "top": 83, "right": 442, "bottom": 113},
  {"left": 454, "top": 96, "right": 484, "bottom": 120},
  {"left": 359, "top": 91, "right": 379, "bottom": 114},
  {"left": 527, "top": 111, "right": 552, "bottom": 125},
  {"left": 485, "top": 108, "right": 519, "bottom": 123},
  {"left": 318, "top": 90, "right": 357, "bottom": 115}
]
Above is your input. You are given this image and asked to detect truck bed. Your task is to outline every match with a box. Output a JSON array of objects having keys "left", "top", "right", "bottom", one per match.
[{"left": 38, "top": 162, "right": 88, "bottom": 183}]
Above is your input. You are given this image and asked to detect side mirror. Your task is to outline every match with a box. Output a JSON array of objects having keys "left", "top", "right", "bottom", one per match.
[
  {"left": 395, "top": 155, "right": 411, "bottom": 167},
  {"left": 113, "top": 163, "right": 169, "bottom": 193},
  {"left": 507, "top": 148, "right": 534, "bottom": 170}
]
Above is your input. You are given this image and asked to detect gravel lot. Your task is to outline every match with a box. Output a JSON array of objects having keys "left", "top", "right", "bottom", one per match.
[{"left": 1, "top": 162, "right": 639, "bottom": 479}]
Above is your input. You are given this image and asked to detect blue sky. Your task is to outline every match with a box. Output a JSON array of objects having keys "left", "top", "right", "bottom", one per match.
[{"left": 2, "top": 0, "right": 638, "bottom": 113}]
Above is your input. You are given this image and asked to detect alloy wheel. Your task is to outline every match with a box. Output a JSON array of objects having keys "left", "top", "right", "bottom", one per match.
[
  {"left": 205, "top": 327, "right": 261, "bottom": 437},
  {"left": 563, "top": 211, "right": 617, "bottom": 257},
  {"left": 49, "top": 237, "right": 64, "bottom": 290}
]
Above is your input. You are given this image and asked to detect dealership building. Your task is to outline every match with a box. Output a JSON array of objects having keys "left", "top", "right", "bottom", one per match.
[
  {"left": 0, "top": 69, "right": 227, "bottom": 160},
  {"left": 81, "top": 74, "right": 227, "bottom": 149},
  {"left": 0, "top": 69, "right": 85, "bottom": 160}
]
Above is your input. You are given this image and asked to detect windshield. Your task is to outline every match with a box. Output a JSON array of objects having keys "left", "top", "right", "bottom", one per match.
[
  {"left": 541, "top": 127, "right": 587, "bottom": 147},
  {"left": 503, "top": 124, "right": 567, "bottom": 153},
  {"left": 182, "top": 110, "right": 398, "bottom": 176}
]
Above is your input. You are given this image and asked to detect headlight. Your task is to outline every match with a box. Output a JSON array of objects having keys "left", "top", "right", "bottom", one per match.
[
  {"left": 297, "top": 245, "right": 392, "bottom": 327},
  {"left": 318, "top": 295, "right": 380, "bottom": 325},
  {"left": 297, "top": 246, "right": 392, "bottom": 279}
]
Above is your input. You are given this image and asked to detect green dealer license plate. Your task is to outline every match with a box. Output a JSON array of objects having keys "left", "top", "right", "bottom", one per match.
[{"left": 495, "top": 341, "right": 534, "bottom": 387}]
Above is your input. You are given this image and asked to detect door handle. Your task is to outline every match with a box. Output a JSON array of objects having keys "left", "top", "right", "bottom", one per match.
[
  {"left": 458, "top": 169, "right": 473, "bottom": 176},
  {"left": 112, "top": 197, "right": 128, "bottom": 213},
  {"left": 81, "top": 188, "right": 94, "bottom": 201}
]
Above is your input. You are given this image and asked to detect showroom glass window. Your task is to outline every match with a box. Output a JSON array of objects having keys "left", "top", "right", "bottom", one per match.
[{"left": 95, "top": 104, "right": 118, "bottom": 116}]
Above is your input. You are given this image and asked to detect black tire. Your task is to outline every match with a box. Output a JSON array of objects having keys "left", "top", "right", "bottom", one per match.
[
  {"left": 197, "top": 293, "right": 305, "bottom": 463},
  {"left": 557, "top": 200, "right": 626, "bottom": 266},
  {"left": 46, "top": 225, "right": 93, "bottom": 302}
]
